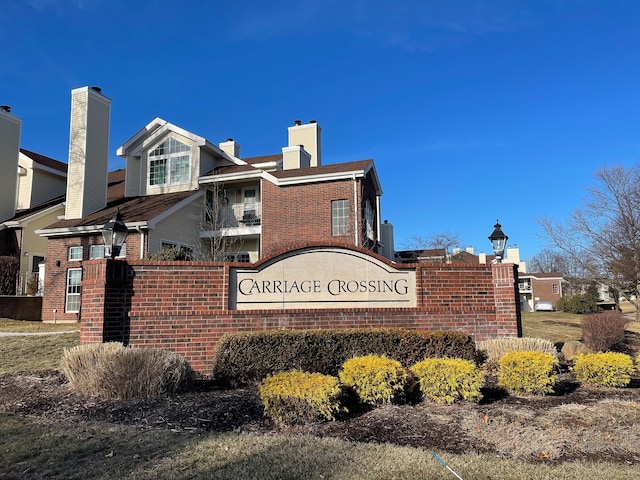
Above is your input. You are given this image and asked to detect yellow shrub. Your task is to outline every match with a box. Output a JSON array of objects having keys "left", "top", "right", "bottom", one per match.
[
  {"left": 410, "top": 358, "right": 483, "bottom": 404},
  {"left": 498, "top": 351, "right": 557, "bottom": 395},
  {"left": 259, "top": 371, "right": 344, "bottom": 425},
  {"left": 339, "top": 355, "right": 407, "bottom": 405},
  {"left": 572, "top": 352, "right": 634, "bottom": 388}
]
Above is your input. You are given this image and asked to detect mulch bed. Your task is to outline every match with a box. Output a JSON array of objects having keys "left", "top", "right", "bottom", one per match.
[{"left": 2, "top": 369, "right": 640, "bottom": 464}]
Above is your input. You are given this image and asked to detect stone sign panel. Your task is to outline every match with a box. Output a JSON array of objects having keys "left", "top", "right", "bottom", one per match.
[{"left": 230, "top": 247, "right": 417, "bottom": 310}]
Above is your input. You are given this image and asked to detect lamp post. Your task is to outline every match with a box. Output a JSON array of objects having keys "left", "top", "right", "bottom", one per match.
[
  {"left": 488, "top": 220, "right": 508, "bottom": 263},
  {"left": 102, "top": 210, "right": 128, "bottom": 259}
]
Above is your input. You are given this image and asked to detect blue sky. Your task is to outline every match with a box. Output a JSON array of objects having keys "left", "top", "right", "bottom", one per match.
[{"left": 2, "top": 0, "right": 639, "bottom": 261}]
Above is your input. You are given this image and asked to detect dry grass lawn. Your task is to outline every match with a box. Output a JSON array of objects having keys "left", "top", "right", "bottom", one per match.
[{"left": 1, "top": 313, "right": 639, "bottom": 479}]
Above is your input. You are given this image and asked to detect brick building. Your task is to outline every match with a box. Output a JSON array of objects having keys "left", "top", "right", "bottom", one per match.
[
  {"left": 37, "top": 87, "right": 387, "bottom": 322},
  {"left": 517, "top": 272, "right": 563, "bottom": 312}
]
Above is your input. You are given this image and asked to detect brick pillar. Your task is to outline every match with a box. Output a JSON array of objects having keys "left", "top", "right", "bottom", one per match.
[
  {"left": 80, "top": 259, "right": 132, "bottom": 345},
  {"left": 491, "top": 263, "right": 522, "bottom": 337},
  {"left": 80, "top": 260, "right": 107, "bottom": 344}
]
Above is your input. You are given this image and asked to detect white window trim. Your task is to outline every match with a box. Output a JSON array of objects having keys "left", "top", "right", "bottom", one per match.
[
  {"left": 332, "top": 199, "right": 349, "bottom": 236},
  {"left": 68, "top": 246, "right": 83, "bottom": 261},
  {"left": 148, "top": 137, "right": 191, "bottom": 187},
  {"left": 89, "top": 243, "right": 127, "bottom": 259},
  {"left": 65, "top": 268, "right": 82, "bottom": 313}
]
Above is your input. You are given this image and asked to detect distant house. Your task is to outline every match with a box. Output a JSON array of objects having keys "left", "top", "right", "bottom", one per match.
[
  {"left": 394, "top": 248, "right": 447, "bottom": 263},
  {"left": 396, "top": 245, "right": 528, "bottom": 272},
  {"left": 517, "top": 272, "right": 563, "bottom": 312},
  {"left": 0, "top": 123, "right": 68, "bottom": 293}
]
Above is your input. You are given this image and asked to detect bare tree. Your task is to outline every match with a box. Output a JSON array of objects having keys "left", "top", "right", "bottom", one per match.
[
  {"left": 404, "top": 231, "right": 462, "bottom": 258},
  {"left": 529, "top": 248, "right": 597, "bottom": 296},
  {"left": 538, "top": 164, "right": 640, "bottom": 319},
  {"left": 197, "top": 182, "right": 243, "bottom": 261}
]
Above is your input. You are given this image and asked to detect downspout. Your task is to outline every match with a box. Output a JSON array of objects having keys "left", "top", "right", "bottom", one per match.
[
  {"left": 376, "top": 195, "right": 381, "bottom": 244},
  {"left": 136, "top": 225, "right": 145, "bottom": 259},
  {"left": 353, "top": 173, "right": 358, "bottom": 247}
]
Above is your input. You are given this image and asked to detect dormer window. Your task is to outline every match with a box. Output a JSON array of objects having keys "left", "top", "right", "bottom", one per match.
[{"left": 149, "top": 137, "right": 191, "bottom": 186}]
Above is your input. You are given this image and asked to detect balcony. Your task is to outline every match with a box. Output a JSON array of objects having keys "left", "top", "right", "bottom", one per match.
[
  {"left": 201, "top": 202, "right": 262, "bottom": 237},
  {"left": 518, "top": 282, "right": 532, "bottom": 293}
]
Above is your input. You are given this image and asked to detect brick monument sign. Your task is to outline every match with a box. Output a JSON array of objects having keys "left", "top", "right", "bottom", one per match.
[{"left": 79, "top": 244, "right": 521, "bottom": 375}]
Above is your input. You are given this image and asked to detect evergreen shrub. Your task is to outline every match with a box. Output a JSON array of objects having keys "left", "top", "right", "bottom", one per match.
[
  {"left": 498, "top": 351, "right": 558, "bottom": 395},
  {"left": 61, "top": 342, "right": 194, "bottom": 399},
  {"left": 410, "top": 358, "right": 483, "bottom": 404},
  {"left": 556, "top": 294, "right": 598, "bottom": 314},
  {"left": 259, "top": 370, "right": 344, "bottom": 425},
  {"left": 581, "top": 311, "right": 628, "bottom": 352},
  {"left": 339, "top": 355, "right": 407, "bottom": 405},
  {"left": 212, "top": 328, "right": 475, "bottom": 386},
  {"left": 572, "top": 352, "right": 634, "bottom": 388},
  {"left": 0, "top": 256, "right": 19, "bottom": 295}
]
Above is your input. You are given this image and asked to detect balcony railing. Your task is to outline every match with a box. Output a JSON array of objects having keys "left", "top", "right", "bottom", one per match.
[
  {"left": 518, "top": 283, "right": 532, "bottom": 292},
  {"left": 203, "top": 202, "right": 262, "bottom": 230}
]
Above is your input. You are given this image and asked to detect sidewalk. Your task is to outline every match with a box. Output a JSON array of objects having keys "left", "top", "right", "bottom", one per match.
[{"left": 0, "top": 329, "right": 79, "bottom": 337}]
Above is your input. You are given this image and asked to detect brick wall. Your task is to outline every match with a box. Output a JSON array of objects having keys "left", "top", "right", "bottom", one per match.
[
  {"left": 532, "top": 278, "right": 562, "bottom": 306},
  {"left": 262, "top": 179, "right": 354, "bottom": 256},
  {"left": 78, "top": 245, "right": 521, "bottom": 375},
  {"left": 42, "top": 232, "right": 143, "bottom": 323}
]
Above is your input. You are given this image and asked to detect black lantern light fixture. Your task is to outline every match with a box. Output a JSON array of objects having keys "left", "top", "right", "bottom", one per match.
[
  {"left": 102, "top": 209, "right": 128, "bottom": 259},
  {"left": 488, "top": 220, "right": 508, "bottom": 263}
]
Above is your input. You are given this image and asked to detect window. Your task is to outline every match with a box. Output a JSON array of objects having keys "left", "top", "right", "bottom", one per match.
[
  {"left": 89, "top": 243, "right": 126, "bottom": 259},
  {"left": 90, "top": 245, "right": 106, "bottom": 259},
  {"left": 31, "top": 255, "right": 44, "bottom": 273},
  {"left": 148, "top": 137, "right": 191, "bottom": 186},
  {"left": 365, "top": 199, "right": 375, "bottom": 241},
  {"left": 161, "top": 241, "right": 193, "bottom": 260},
  {"left": 242, "top": 188, "right": 259, "bottom": 225},
  {"left": 332, "top": 199, "right": 349, "bottom": 236},
  {"left": 65, "top": 268, "right": 82, "bottom": 312},
  {"left": 553, "top": 284, "right": 559, "bottom": 294},
  {"left": 68, "top": 246, "right": 82, "bottom": 261},
  {"left": 223, "top": 252, "right": 251, "bottom": 263}
]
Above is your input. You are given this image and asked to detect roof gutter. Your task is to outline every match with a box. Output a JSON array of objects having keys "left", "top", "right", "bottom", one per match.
[{"left": 36, "top": 221, "right": 149, "bottom": 238}]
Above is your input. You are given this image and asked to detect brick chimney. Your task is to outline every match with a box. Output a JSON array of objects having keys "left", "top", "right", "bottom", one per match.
[
  {"left": 65, "top": 86, "right": 111, "bottom": 219},
  {"left": 0, "top": 105, "right": 20, "bottom": 221},
  {"left": 287, "top": 120, "right": 321, "bottom": 168}
]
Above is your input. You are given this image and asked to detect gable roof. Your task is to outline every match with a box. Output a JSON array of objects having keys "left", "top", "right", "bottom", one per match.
[
  {"left": 451, "top": 251, "right": 480, "bottom": 264},
  {"left": 116, "top": 117, "right": 243, "bottom": 165},
  {"left": 2, "top": 169, "right": 126, "bottom": 230},
  {"left": 38, "top": 189, "right": 200, "bottom": 236},
  {"left": 20, "top": 149, "right": 67, "bottom": 174}
]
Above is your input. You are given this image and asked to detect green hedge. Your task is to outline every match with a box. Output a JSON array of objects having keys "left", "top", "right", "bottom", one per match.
[{"left": 212, "top": 328, "right": 476, "bottom": 386}]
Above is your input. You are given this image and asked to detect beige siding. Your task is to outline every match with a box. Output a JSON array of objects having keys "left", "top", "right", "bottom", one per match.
[
  {"left": 32, "top": 170, "right": 66, "bottom": 207},
  {"left": 0, "top": 110, "right": 20, "bottom": 221},
  {"left": 18, "top": 206, "right": 64, "bottom": 293},
  {"left": 16, "top": 164, "right": 32, "bottom": 210},
  {"left": 125, "top": 156, "right": 142, "bottom": 197},
  {"left": 199, "top": 150, "right": 216, "bottom": 176},
  {"left": 147, "top": 198, "right": 203, "bottom": 254},
  {"left": 66, "top": 87, "right": 110, "bottom": 219},
  {"left": 142, "top": 134, "right": 200, "bottom": 196}
]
